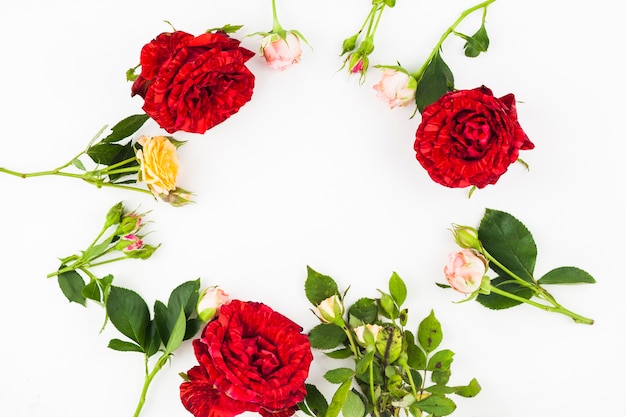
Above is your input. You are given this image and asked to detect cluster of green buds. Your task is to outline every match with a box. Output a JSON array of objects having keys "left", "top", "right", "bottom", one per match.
[
  {"left": 48, "top": 201, "right": 160, "bottom": 307},
  {"left": 301, "top": 267, "right": 481, "bottom": 417}
]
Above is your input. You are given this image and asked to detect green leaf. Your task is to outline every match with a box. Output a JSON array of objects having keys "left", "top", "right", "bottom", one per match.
[
  {"left": 427, "top": 349, "right": 454, "bottom": 372},
  {"left": 389, "top": 272, "right": 407, "bottom": 307},
  {"left": 168, "top": 279, "right": 200, "bottom": 319},
  {"left": 324, "top": 368, "right": 355, "bottom": 384},
  {"left": 417, "top": 310, "right": 442, "bottom": 354},
  {"left": 355, "top": 350, "right": 374, "bottom": 375},
  {"left": 305, "top": 266, "right": 339, "bottom": 305},
  {"left": 107, "top": 286, "right": 150, "bottom": 347},
  {"left": 107, "top": 338, "right": 143, "bottom": 353},
  {"left": 479, "top": 208, "right": 537, "bottom": 283},
  {"left": 308, "top": 323, "right": 347, "bottom": 350},
  {"left": 342, "top": 390, "right": 366, "bottom": 417},
  {"left": 326, "top": 379, "right": 352, "bottom": 417},
  {"left": 453, "top": 378, "right": 481, "bottom": 397},
  {"left": 538, "top": 266, "right": 596, "bottom": 285},
  {"left": 87, "top": 143, "right": 125, "bottom": 166},
  {"left": 407, "top": 339, "right": 427, "bottom": 370},
  {"left": 165, "top": 308, "right": 187, "bottom": 354},
  {"left": 108, "top": 142, "right": 139, "bottom": 182},
  {"left": 415, "top": 51, "right": 454, "bottom": 113},
  {"left": 57, "top": 270, "right": 86, "bottom": 306},
  {"left": 184, "top": 318, "right": 203, "bottom": 340},
  {"left": 301, "top": 384, "right": 328, "bottom": 417},
  {"left": 144, "top": 320, "right": 161, "bottom": 357},
  {"left": 376, "top": 325, "right": 403, "bottom": 364},
  {"left": 414, "top": 394, "right": 456, "bottom": 416},
  {"left": 462, "top": 23, "right": 490, "bottom": 57},
  {"left": 71, "top": 158, "right": 86, "bottom": 171},
  {"left": 325, "top": 348, "right": 353, "bottom": 359},
  {"left": 154, "top": 300, "right": 170, "bottom": 344},
  {"left": 348, "top": 297, "right": 378, "bottom": 324},
  {"left": 82, "top": 236, "right": 113, "bottom": 260},
  {"left": 432, "top": 368, "right": 451, "bottom": 385},
  {"left": 477, "top": 276, "right": 533, "bottom": 310},
  {"left": 102, "top": 114, "right": 150, "bottom": 143},
  {"left": 82, "top": 279, "right": 102, "bottom": 302}
]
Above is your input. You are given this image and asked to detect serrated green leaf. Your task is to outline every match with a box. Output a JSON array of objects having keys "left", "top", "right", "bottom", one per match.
[
  {"left": 426, "top": 349, "right": 454, "bottom": 372},
  {"left": 432, "top": 368, "right": 451, "bottom": 385},
  {"left": 389, "top": 272, "right": 407, "bottom": 307},
  {"left": 417, "top": 310, "right": 442, "bottom": 354},
  {"left": 107, "top": 286, "right": 150, "bottom": 347},
  {"left": 415, "top": 51, "right": 454, "bottom": 113},
  {"left": 168, "top": 279, "right": 200, "bottom": 319},
  {"left": 415, "top": 394, "right": 456, "bottom": 416},
  {"left": 479, "top": 209, "right": 537, "bottom": 283},
  {"left": 462, "top": 23, "right": 490, "bottom": 57},
  {"left": 355, "top": 350, "right": 374, "bottom": 375},
  {"left": 305, "top": 266, "right": 339, "bottom": 305},
  {"left": 407, "top": 339, "right": 427, "bottom": 370},
  {"left": 325, "top": 348, "right": 353, "bottom": 359},
  {"left": 154, "top": 300, "right": 170, "bottom": 345},
  {"left": 342, "top": 390, "right": 366, "bottom": 417},
  {"left": 82, "top": 279, "right": 101, "bottom": 302},
  {"left": 453, "top": 377, "right": 481, "bottom": 397},
  {"left": 87, "top": 143, "right": 125, "bottom": 166},
  {"left": 348, "top": 297, "right": 378, "bottom": 324},
  {"left": 144, "top": 320, "right": 161, "bottom": 357},
  {"left": 107, "top": 338, "right": 144, "bottom": 353},
  {"left": 184, "top": 318, "right": 203, "bottom": 340},
  {"left": 326, "top": 379, "right": 352, "bottom": 417},
  {"left": 57, "top": 270, "right": 86, "bottom": 306},
  {"left": 300, "top": 384, "right": 328, "bottom": 417},
  {"left": 477, "top": 276, "right": 533, "bottom": 310},
  {"left": 538, "top": 266, "right": 596, "bottom": 285},
  {"left": 102, "top": 114, "right": 150, "bottom": 143},
  {"left": 165, "top": 308, "right": 186, "bottom": 354},
  {"left": 324, "top": 368, "right": 355, "bottom": 384},
  {"left": 308, "top": 323, "right": 346, "bottom": 350}
]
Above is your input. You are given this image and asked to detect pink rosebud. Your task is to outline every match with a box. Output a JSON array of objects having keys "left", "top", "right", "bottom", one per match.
[
  {"left": 120, "top": 234, "right": 144, "bottom": 252},
  {"left": 373, "top": 68, "right": 417, "bottom": 109},
  {"left": 197, "top": 286, "right": 231, "bottom": 322},
  {"left": 261, "top": 32, "right": 302, "bottom": 71},
  {"left": 444, "top": 249, "right": 488, "bottom": 294}
]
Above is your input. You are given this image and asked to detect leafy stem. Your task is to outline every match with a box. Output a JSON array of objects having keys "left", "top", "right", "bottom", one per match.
[
  {"left": 486, "top": 283, "right": 593, "bottom": 324},
  {"left": 133, "top": 353, "right": 170, "bottom": 417},
  {"left": 410, "top": 0, "right": 495, "bottom": 80}
]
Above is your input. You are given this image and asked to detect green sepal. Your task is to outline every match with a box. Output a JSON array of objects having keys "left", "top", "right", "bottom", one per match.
[
  {"left": 459, "top": 23, "right": 490, "bottom": 57},
  {"left": 305, "top": 266, "right": 339, "bottom": 305},
  {"left": 538, "top": 266, "right": 596, "bottom": 285}
]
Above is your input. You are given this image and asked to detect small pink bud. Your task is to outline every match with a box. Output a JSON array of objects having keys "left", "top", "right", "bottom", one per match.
[
  {"left": 261, "top": 32, "right": 302, "bottom": 71},
  {"left": 117, "top": 234, "right": 144, "bottom": 252},
  {"left": 444, "top": 249, "right": 488, "bottom": 294},
  {"left": 197, "top": 286, "right": 231, "bottom": 322},
  {"left": 373, "top": 68, "right": 417, "bottom": 109}
]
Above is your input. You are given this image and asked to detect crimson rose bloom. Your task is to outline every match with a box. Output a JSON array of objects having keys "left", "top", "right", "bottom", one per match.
[
  {"left": 180, "top": 300, "right": 313, "bottom": 417},
  {"left": 131, "top": 31, "right": 255, "bottom": 134},
  {"left": 414, "top": 86, "right": 534, "bottom": 189}
]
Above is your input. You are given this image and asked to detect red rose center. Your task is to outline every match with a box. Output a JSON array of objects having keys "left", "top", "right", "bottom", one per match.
[
  {"left": 451, "top": 114, "right": 493, "bottom": 160},
  {"left": 243, "top": 336, "right": 280, "bottom": 376}
]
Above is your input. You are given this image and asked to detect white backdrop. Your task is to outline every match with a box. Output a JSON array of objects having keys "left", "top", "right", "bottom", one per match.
[{"left": 1, "top": 1, "right": 624, "bottom": 416}]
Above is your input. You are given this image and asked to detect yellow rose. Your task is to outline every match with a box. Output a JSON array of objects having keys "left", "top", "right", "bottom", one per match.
[{"left": 136, "top": 136, "right": 179, "bottom": 196}]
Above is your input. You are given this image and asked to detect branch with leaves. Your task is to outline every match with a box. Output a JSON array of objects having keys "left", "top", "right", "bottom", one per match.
[
  {"left": 442, "top": 208, "right": 595, "bottom": 324},
  {"left": 300, "top": 267, "right": 480, "bottom": 417}
]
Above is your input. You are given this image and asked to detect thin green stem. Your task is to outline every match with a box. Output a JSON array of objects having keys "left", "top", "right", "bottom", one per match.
[
  {"left": 369, "top": 361, "right": 381, "bottom": 417},
  {"left": 402, "top": 363, "right": 419, "bottom": 399},
  {"left": 271, "top": 0, "right": 283, "bottom": 33},
  {"left": 133, "top": 353, "right": 169, "bottom": 417},
  {"left": 487, "top": 284, "right": 594, "bottom": 324},
  {"left": 410, "top": 0, "right": 496, "bottom": 80}
]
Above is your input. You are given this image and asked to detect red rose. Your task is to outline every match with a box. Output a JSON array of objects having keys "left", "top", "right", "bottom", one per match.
[
  {"left": 180, "top": 300, "right": 313, "bottom": 417},
  {"left": 131, "top": 31, "right": 255, "bottom": 134},
  {"left": 414, "top": 86, "right": 534, "bottom": 189}
]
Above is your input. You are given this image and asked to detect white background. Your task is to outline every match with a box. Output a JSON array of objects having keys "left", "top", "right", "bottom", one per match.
[{"left": 1, "top": 0, "right": 624, "bottom": 416}]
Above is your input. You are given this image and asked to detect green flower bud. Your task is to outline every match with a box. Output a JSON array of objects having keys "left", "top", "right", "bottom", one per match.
[
  {"left": 451, "top": 224, "right": 483, "bottom": 251},
  {"left": 104, "top": 202, "right": 124, "bottom": 228},
  {"left": 341, "top": 33, "right": 359, "bottom": 55},
  {"left": 375, "top": 325, "right": 403, "bottom": 363}
]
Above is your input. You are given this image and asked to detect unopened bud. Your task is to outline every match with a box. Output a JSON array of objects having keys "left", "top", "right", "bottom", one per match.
[
  {"left": 197, "top": 286, "right": 230, "bottom": 322},
  {"left": 451, "top": 224, "right": 483, "bottom": 251},
  {"left": 316, "top": 295, "right": 344, "bottom": 324},
  {"left": 104, "top": 202, "right": 124, "bottom": 228}
]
